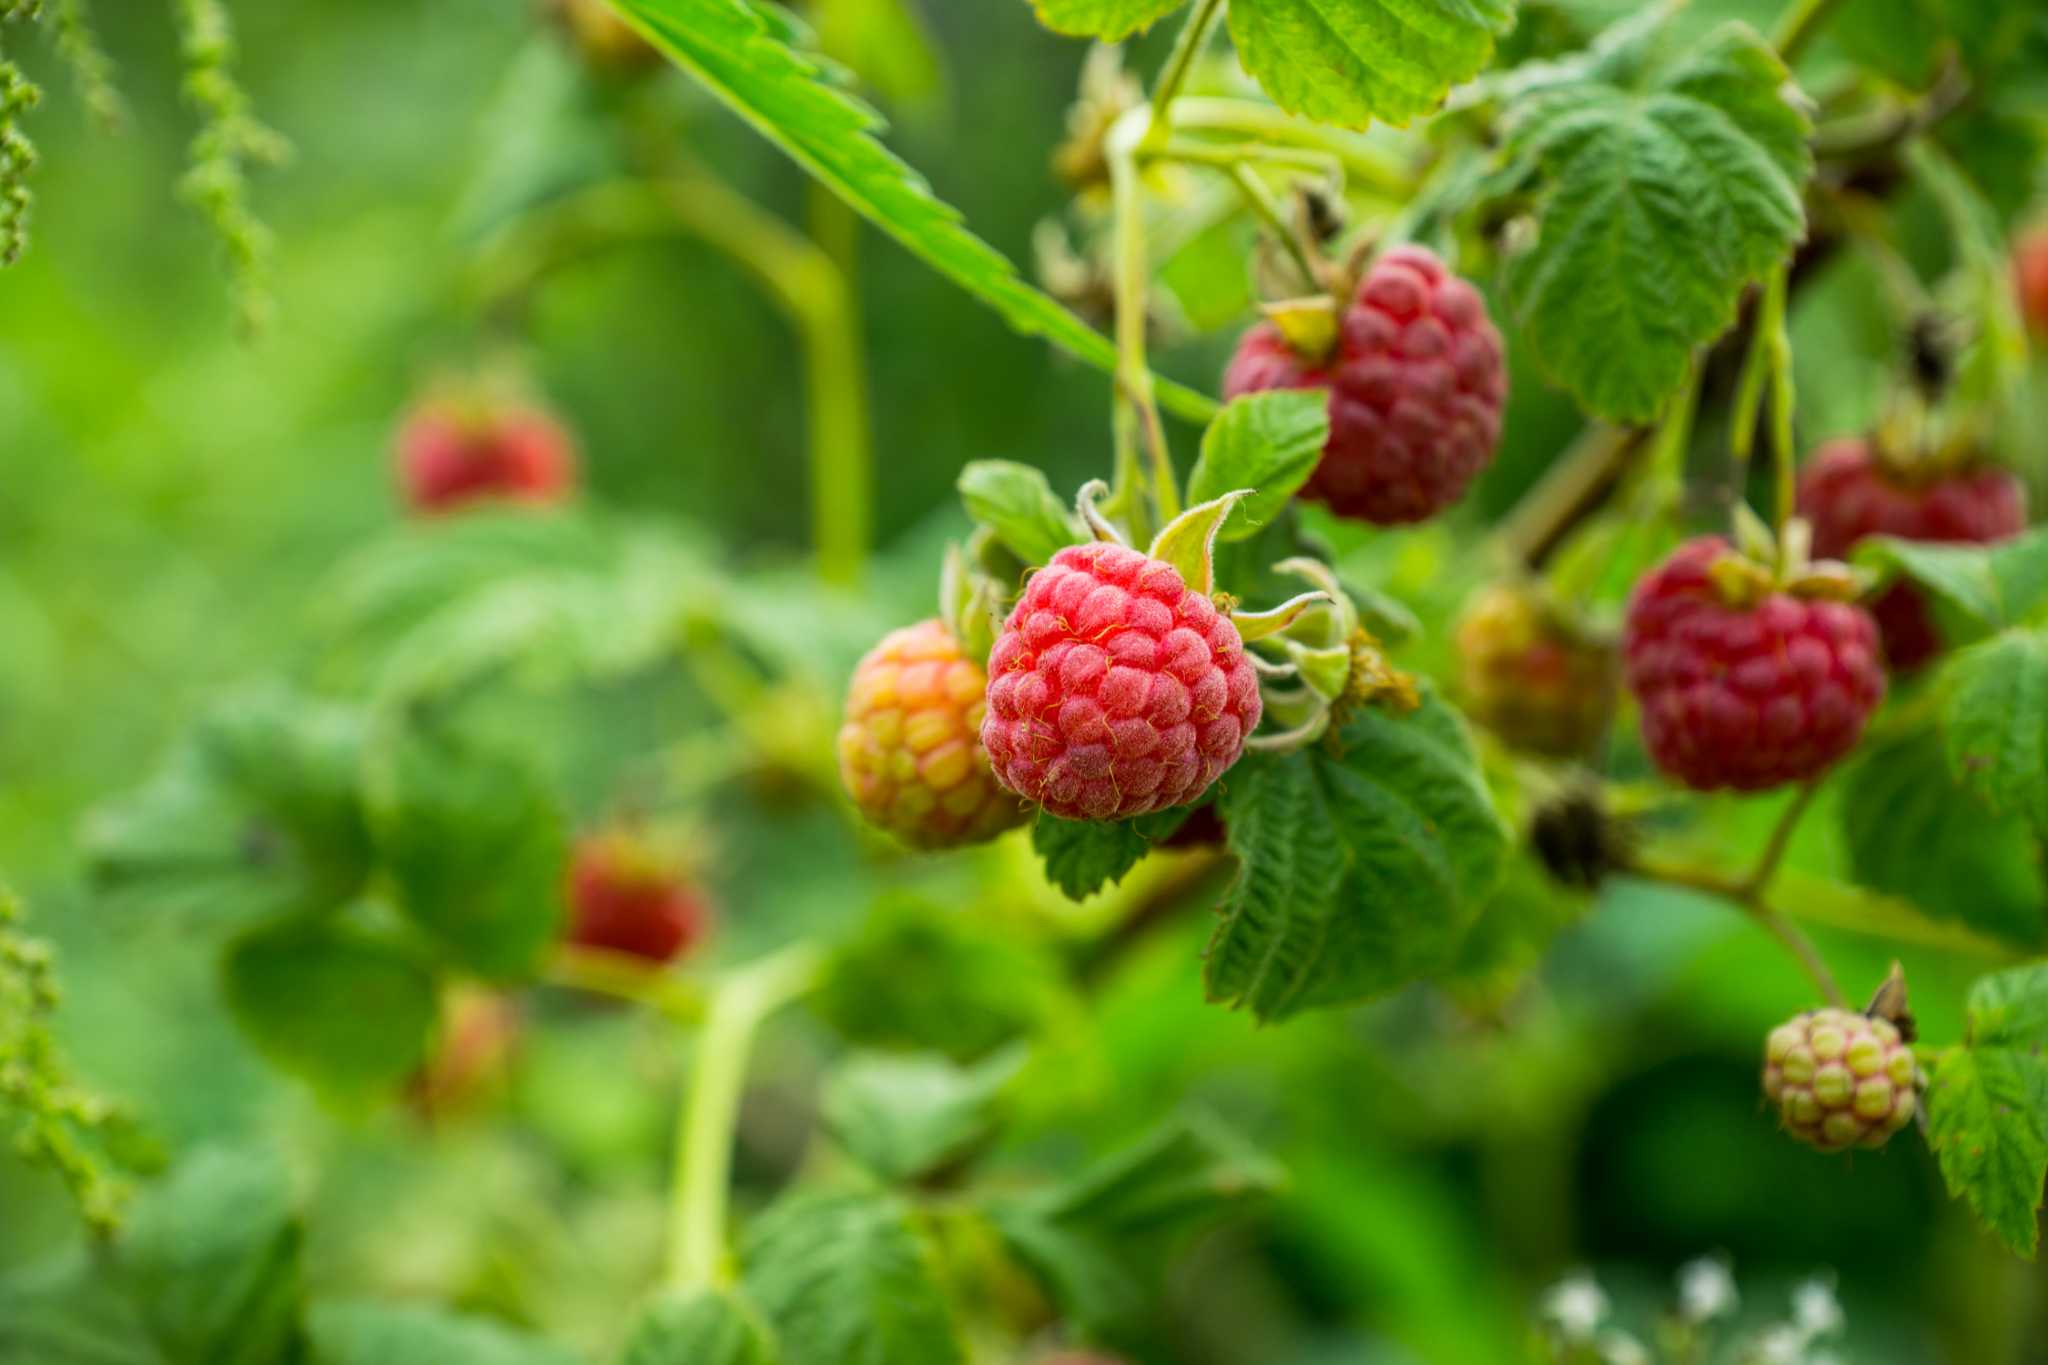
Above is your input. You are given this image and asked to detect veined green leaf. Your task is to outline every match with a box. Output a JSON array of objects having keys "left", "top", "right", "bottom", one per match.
[
  {"left": 1227, "top": 0, "right": 1517, "bottom": 129},
  {"left": 607, "top": 0, "right": 1218, "bottom": 423},
  {"left": 1926, "top": 963, "right": 2048, "bottom": 1258},
  {"left": 741, "top": 1191, "right": 964, "bottom": 1365},
  {"left": 821, "top": 1048, "right": 1024, "bottom": 1183},
  {"left": 1029, "top": 0, "right": 1188, "bottom": 41},
  {"left": 1205, "top": 684, "right": 1507, "bottom": 1021},
  {"left": 1856, "top": 527, "right": 2048, "bottom": 637},
  {"left": 1496, "top": 20, "right": 1812, "bottom": 422},
  {"left": 1941, "top": 628, "right": 2048, "bottom": 830},
  {"left": 1186, "top": 391, "right": 1330, "bottom": 543},
  {"left": 957, "top": 461, "right": 1084, "bottom": 568},
  {"left": 622, "top": 1290, "right": 777, "bottom": 1365},
  {"left": 1839, "top": 728, "right": 2047, "bottom": 948}
]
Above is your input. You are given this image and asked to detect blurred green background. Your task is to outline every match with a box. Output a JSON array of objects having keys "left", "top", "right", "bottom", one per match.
[{"left": 3, "top": 1, "right": 2046, "bottom": 1362}]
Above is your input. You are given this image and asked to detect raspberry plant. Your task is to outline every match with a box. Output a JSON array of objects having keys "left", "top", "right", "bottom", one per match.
[{"left": 8, "top": 0, "right": 2048, "bottom": 1362}]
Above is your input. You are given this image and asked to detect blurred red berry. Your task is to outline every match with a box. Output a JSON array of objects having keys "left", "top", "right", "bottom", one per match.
[
  {"left": 1796, "top": 438, "right": 2026, "bottom": 669},
  {"left": 1222, "top": 244, "right": 1507, "bottom": 524},
  {"left": 565, "top": 835, "right": 711, "bottom": 964},
  {"left": 395, "top": 399, "right": 578, "bottom": 515},
  {"left": 982, "top": 543, "right": 1261, "bottom": 822},
  {"left": 2015, "top": 223, "right": 2048, "bottom": 334},
  {"left": 1623, "top": 537, "right": 1885, "bottom": 792}
]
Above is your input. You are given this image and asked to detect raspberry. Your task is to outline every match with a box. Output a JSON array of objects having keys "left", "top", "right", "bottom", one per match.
[
  {"left": 1797, "top": 438, "right": 2026, "bottom": 670},
  {"left": 838, "top": 619, "right": 1026, "bottom": 849},
  {"left": 395, "top": 399, "right": 578, "bottom": 515},
  {"left": 2016, "top": 223, "right": 2048, "bottom": 335},
  {"left": 564, "top": 835, "right": 711, "bottom": 964},
  {"left": 1454, "top": 584, "right": 1619, "bottom": 759},
  {"left": 1762, "top": 1007, "right": 1918, "bottom": 1151},
  {"left": 1221, "top": 244, "right": 1507, "bottom": 524},
  {"left": 981, "top": 543, "right": 1261, "bottom": 822},
  {"left": 1623, "top": 537, "right": 1885, "bottom": 792}
]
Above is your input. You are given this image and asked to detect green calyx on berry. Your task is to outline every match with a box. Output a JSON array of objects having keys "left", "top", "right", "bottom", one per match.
[
  {"left": 1707, "top": 506, "right": 1869, "bottom": 610},
  {"left": 1244, "top": 557, "right": 1415, "bottom": 753}
]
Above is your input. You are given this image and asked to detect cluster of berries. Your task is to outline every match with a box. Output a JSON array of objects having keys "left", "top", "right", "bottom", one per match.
[{"left": 841, "top": 244, "right": 1510, "bottom": 846}]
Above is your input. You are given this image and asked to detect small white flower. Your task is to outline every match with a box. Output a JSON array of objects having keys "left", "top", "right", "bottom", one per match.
[
  {"left": 1749, "top": 1324, "right": 1806, "bottom": 1365},
  {"left": 1541, "top": 1272, "right": 1610, "bottom": 1341},
  {"left": 1792, "top": 1275, "right": 1844, "bottom": 1337},
  {"left": 1678, "top": 1255, "right": 1739, "bottom": 1322},
  {"left": 1598, "top": 1329, "right": 1651, "bottom": 1365}
]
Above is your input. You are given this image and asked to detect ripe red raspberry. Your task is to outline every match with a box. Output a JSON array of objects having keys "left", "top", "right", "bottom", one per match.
[
  {"left": 564, "top": 835, "right": 711, "bottom": 964},
  {"left": 1623, "top": 537, "right": 1885, "bottom": 792},
  {"left": 395, "top": 399, "right": 578, "bottom": 515},
  {"left": 1454, "top": 584, "right": 1619, "bottom": 759},
  {"left": 1221, "top": 244, "right": 1507, "bottom": 524},
  {"left": 838, "top": 619, "right": 1025, "bottom": 849},
  {"left": 1797, "top": 438, "right": 2026, "bottom": 670},
  {"left": 2015, "top": 223, "right": 2048, "bottom": 334},
  {"left": 981, "top": 543, "right": 1261, "bottom": 822},
  {"left": 1763, "top": 1007, "right": 1918, "bottom": 1151}
]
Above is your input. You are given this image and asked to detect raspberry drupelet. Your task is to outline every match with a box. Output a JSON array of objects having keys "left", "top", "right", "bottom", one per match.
[
  {"left": 981, "top": 543, "right": 1262, "bottom": 822},
  {"left": 1222, "top": 244, "right": 1507, "bottom": 525},
  {"left": 1623, "top": 537, "right": 1885, "bottom": 792}
]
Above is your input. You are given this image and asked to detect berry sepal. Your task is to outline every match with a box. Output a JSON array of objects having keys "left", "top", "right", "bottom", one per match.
[{"left": 1710, "top": 506, "right": 1872, "bottom": 610}]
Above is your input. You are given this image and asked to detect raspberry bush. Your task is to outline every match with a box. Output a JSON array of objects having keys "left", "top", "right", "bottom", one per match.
[{"left": 10, "top": 1, "right": 2048, "bottom": 1362}]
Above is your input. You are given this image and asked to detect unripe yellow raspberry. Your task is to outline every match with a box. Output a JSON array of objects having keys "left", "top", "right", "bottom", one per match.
[
  {"left": 838, "top": 619, "right": 1026, "bottom": 849},
  {"left": 1762, "top": 1007, "right": 1919, "bottom": 1151},
  {"left": 1454, "top": 583, "right": 1619, "bottom": 760}
]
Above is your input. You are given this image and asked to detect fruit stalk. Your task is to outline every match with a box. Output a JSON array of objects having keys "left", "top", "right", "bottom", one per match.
[{"left": 668, "top": 944, "right": 822, "bottom": 1290}]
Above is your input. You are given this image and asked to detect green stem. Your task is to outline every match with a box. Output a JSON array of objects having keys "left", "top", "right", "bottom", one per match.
[
  {"left": 1631, "top": 860, "right": 1846, "bottom": 1006},
  {"left": 1228, "top": 161, "right": 1321, "bottom": 293},
  {"left": 667, "top": 945, "right": 822, "bottom": 1291},
  {"left": 543, "top": 945, "right": 707, "bottom": 1023},
  {"left": 1772, "top": 0, "right": 1847, "bottom": 65},
  {"left": 1156, "top": 138, "right": 1341, "bottom": 177},
  {"left": 1168, "top": 97, "right": 1416, "bottom": 198},
  {"left": 1146, "top": 0, "right": 1226, "bottom": 142},
  {"left": 469, "top": 177, "right": 873, "bottom": 587},
  {"left": 1759, "top": 267, "right": 1797, "bottom": 540},
  {"left": 1106, "top": 106, "right": 1176, "bottom": 538}
]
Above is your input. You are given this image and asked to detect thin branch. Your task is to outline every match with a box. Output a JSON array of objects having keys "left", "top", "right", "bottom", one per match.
[
  {"left": 1772, "top": 0, "right": 1847, "bottom": 66},
  {"left": 1744, "top": 780, "right": 1821, "bottom": 896},
  {"left": 1146, "top": 0, "right": 1224, "bottom": 139}
]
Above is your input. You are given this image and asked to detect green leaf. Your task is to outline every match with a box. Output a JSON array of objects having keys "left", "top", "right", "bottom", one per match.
[
  {"left": 987, "top": 1113, "right": 1281, "bottom": 1331},
  {"left": 957, "top": 461, "right": 1084, "bottom": 568},
  {"left": 119, "top": 1146, "right": 306, "bottom": 1365},
  {"left": 741, "top": 1191, "right": 964, "bottom": 1365},
  {"left": 1205, "top": 685, "right": 1508, "bottom": 1021},
  {"left": 821, "top": 1049, "right": 1024, "bottom": 1183},
  {"left": 365, "top": 717, "right": 568, "bottom": 980},
  {"left": 1031, "top": 813, "right": 1151, "bottom": 900},
  {"left": 606, "top": 0, "right": 1218, "bottom": 424},
  {"left": 1942, "top": 629, "right": 2048, "bottom": 830},
  {"left": 1497, "top": 20, "right": 1812, "bottom": 422},
  {"left": 83, "top": 686, "right": 372, "bottom": 927},
  {"left": 222, "top": 919, "right": 439, "bottom": 1102},
  {"left": 308, "top": 1302, "right": 580, "bottom": 1365},
  {"left": 1926, "top": 963, "right": 2048, "bottom": 1258},
  {"left": 1028, "top": 0, "right": 1187, "bottom": 41},
  {"left": 1838, "top": 728, "right": 2047, "bottom": 948},
  {"left": 1227, "top": 0, "right": 1517, "bottom": 129},
  {"left": 1186, "top": 391, "right": 1330, "bottom": 544},
  {"left": 622, "top": 1290, "right": 777, "bottom": 1365},
  {"left": 0, "top": 1249, "right": 161, "bottom": 1365},
  {"left": 815, "top": 896, "right": 1072, "bottom": 1061},
  {"left": 314, "top": 509, "right": 714, "bottom": 700},
  {"left": 1038, "top": 1112, "right": 1284, "bottom": 1238},
  {"left": 1856, "top": 529, "right": 2048, "bottom": 638}
]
